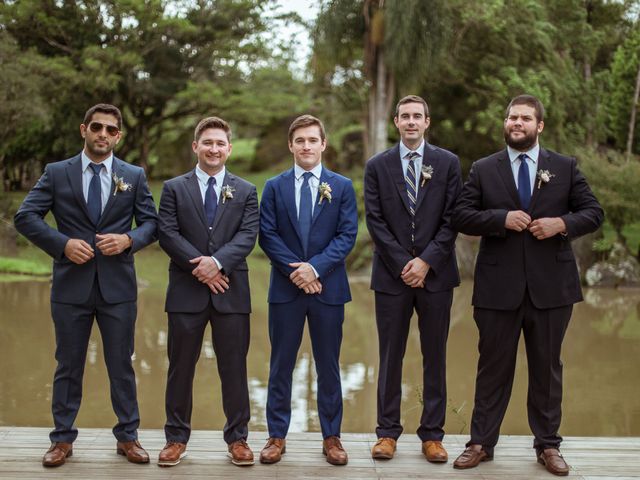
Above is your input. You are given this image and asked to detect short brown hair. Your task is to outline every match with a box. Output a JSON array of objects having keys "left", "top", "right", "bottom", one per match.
[
  {"left": 194, "top": 116, "right": 232, "bottom": 142},
  {"left": 506, "top": 94, "right": 545, "bottom": 122},
  {"left": 288, "top": 114, "right": 326, "bottom": 143},
  {"left": 83, "top": 104, "right": 122, "bottom": 129},
  {"left": 395, "top": 95, "right": 429, "bottom": 117}
]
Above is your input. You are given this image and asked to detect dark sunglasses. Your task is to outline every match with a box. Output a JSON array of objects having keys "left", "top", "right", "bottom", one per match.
[{"left": 88, "top": 121, "right": 120, "bottom": 137}]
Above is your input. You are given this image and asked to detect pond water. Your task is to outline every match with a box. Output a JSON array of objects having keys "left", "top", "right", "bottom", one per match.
[{"left": 1, "top": 245, "right": 639, "bottom": 437}]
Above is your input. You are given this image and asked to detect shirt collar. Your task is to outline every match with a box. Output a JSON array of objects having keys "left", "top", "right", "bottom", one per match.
[
  {"left": 294, "top": 162, "right": 322, "bottom": 180},
  {"left": 508, "top": 143, "right": 540, "bottom": 165},
  {"left": 195, "top": 164, "right": 226, "bottom": 186},
  {"left": 81, "top": 151, "right": 113, "bottom": 174},
  {"left": 399, "top": 139, "right": 425, "bottom": 160}
]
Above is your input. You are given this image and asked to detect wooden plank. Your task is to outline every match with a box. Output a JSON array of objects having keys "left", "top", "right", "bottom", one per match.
[{"left": 0, "top": 428, "right": 638, "bottom": 479}]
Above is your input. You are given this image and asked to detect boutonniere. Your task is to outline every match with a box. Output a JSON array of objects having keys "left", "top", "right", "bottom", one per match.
[
  {"left": 112, "top": 173, "right": 132, "bottom": 196},
  {"left": 420, "top": 165, "right": 434, "bottom": 187},
  {"left": 318, "top": 182, "right": 332, "bottom": 204},
  {"left": 536, "top": 169, "right": 555, "bottom": 189},
  {"left": 221, "top": 184, "right": 235, "bottom": 203}
]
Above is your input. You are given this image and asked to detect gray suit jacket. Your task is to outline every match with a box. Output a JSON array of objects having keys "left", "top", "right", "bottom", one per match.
[
  {"left": 158, "top": 169, "right": 259, "bottom": 314},
  {"left": 14, "top": 154, "right": 158, "bottom": 304}
]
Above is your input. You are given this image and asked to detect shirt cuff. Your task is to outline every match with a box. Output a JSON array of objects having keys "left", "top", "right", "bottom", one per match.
[
  {"left": 211, "top": 256, "right": 223, "bottom": 271},
  {"left": 310, "top": 265, "right": 319, "bottom": 279}
]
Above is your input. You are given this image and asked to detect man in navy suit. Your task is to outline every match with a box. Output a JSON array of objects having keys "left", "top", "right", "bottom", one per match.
[
  {"left": 364, "top": 95, "right": 462, "bottom": 462},
  {"left": 452, "top": 95, "right": 603, "bottom": 476},
  {"left": 258, "top": 115, "right": 358, "bottom": 466},
  {"left": 157, "top": 117, "right": 259, "bottom": 467},
  {"left": 14, "top": 103, "right": 158, "bottom": 467}
]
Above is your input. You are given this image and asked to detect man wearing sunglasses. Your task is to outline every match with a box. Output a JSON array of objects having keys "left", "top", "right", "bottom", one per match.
[{"left": 14, "top": 103, "right": 158, "bottom": 467}]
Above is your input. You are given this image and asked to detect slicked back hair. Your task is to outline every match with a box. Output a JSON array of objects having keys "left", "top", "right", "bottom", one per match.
[
  {"left": 194, "top": 116, "right": 232, "bottom": 142},
  {"left": 288, "top": 114, "right": 326, "bottom": 143},
  {"left": 83, "top": 104, "right": 122, "bottom": 129}
]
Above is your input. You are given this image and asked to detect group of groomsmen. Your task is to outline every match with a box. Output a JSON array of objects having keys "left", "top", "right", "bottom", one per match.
[{"left": 14, "top": 93, "right": 603, "bottom": 476}]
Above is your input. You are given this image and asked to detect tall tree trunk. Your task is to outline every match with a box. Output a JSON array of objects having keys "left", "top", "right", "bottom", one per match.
[
  {"left": 584, "top": 56, "right": 595, "bottom": 146},
  {"left": 626, "top": 61, "right": 640, "bottom": 160}
]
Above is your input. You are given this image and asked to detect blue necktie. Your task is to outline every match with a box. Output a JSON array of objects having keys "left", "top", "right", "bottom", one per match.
[
  {"left": 87, "top": 163, "right": 104, "bottom": 224},
  {"left": 205, "top": 176, "right": 218, "bottom": 226},
  {"left": 517, "top": 153, "right": 531, "bottom": 211},
  {"left": 405, "top": 151, "right": 419, "bottom": 242},
  {"left": 299, "top": 171, "right": 313, "bottom": 255}
]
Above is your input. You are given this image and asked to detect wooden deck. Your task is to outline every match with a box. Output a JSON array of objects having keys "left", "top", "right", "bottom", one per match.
[{"left": 0, "top": 427, "right": 638, "bottom": 479}]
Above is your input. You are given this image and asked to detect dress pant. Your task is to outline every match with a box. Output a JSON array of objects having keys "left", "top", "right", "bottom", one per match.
[
  {"left": 266, "top": 295, "right": 344, "bottom": 439},
  {"left": 374, "top": 288, "right": 453, "bottom": 441},
  {"left": 164, "top": 304, "right": 250, "bottom": 445},
  {"left": 468, "top": 291, "right": 572, "bottom": 456},
  {"left": 50, "top": 278, "right": 139, "bottom": 443}
]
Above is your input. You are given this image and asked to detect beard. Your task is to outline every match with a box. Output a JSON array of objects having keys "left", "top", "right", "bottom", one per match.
[
  {"left": 85, "top": 139, "right": 113, "bottom": 157},
  {"left": 504, "top": 127, "right": 538, "bottom": 151}
]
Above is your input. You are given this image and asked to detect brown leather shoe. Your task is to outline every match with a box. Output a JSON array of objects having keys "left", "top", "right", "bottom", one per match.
[
  {"left": 260, "top": 438, "right": 286, "bottom": 464},
  {"left": 228, "top": 439, "right": 254, "bottom": 466},
  {"left": 116, "top": 439, "right": 149, "bottom": 464},
  {"left": 322, "top": 436, "right": 348, "bottom": 466},
  {"left": 453, "top": 445, "right": 492, "bottom": 469},
  {"left": 422, "top": 440, "right": 448, "bottom": 463},
  {"left": 371, "top": 437, "right": 397, "bottom": 460},
  {"left": 158, "top": 442, "right": 187, "bottom": 467},
  {"left": 42, "top": 442, "right": 73, "bottom": 467},
  {"left": 538, "top": 448, "right": 569, "bottom": 476}
]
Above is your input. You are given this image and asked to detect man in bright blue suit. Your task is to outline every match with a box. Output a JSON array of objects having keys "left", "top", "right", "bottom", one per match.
[
  {"left": 258, "top": 115, "right": 358, "bottom": 466},
  {"left": 14, "top": 104, "right": 158, "bottom": 467}
]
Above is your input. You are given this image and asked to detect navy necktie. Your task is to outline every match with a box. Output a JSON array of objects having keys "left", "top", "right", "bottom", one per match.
[
  {"left": 205, "top": 176, "right": 218, "bottom": 226},
  {"left": 87, "top": 163, "right": 104, "bottom": 224},
  {"left": 299, "top": 171, "right": 313, "bottom": 255},
  {"left": 517, "top": 153, "right": 531, "bottom": 211},
  {"left": 405, "top": 151, "right": 419, "bottom": 243}
]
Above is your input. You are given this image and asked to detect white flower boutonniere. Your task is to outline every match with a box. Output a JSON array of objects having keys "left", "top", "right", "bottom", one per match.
[
  {"left": 318, "top": 182, "right": 332, "bottom": 204},
  {"left": 536, "top": 169, "right": 555, "bottom": 189},
  {"left": 420, "top": 165, "right": 434, "bottom": 187},
  {"left": 221, "top": 184, "right": 235, "bottom": 203},
  {"left": 112, "top": 173, "right": 132, "bottom": 196}
]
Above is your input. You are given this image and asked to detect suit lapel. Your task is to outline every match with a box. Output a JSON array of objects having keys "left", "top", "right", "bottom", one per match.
[
  {"left": 311, "top": 168, "right": 333, "bottom": 226},
  {"left": 65, "top": 154, "right": 93, "bottom": 223},
  {"left": 528, "top": 148, "right": 549, "bottom": 213},
  {"left": 384, "top": 145, "right": 412, "bottom": 215},
  {"left": 210, "top": 172, "right": 234, "bottom": 233},
  {"left": 185, "top": 169, "right": 208, "bottom": 228},
  {"left": 278, "top": 168, "right": 304, "bottom": 246},
  {"left": 415, "top": 143, "right": 437, "bottom": 211},
  {"left": 98, "top": 157, "right": 120, "bottom": 224},
  {"left": 496, "top": 149, "right": 520, "bottom": 207}
]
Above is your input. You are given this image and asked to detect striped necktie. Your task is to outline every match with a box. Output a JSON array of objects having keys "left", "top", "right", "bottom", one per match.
[{"left": 405, "top": 151, "right": 420, "bottom": 242}]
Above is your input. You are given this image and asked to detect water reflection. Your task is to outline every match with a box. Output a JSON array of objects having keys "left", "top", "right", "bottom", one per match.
[{"left": 1, "top": 245, "right": 639, "bottom": 436}]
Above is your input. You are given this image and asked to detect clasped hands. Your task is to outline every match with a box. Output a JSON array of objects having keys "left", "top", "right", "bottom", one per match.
[
  {"left": 289, "top": 262, "right": 322, "bottom": 294},
  {"left": 401, "top": 257, "right": 429, "bottom": 288},
  {"left": 190, "top": 256, "right": 229, "bottom": 294},
  {"left": 64, "top": 233, "right": 132, "bottom": 264},
  {"left": 505, "top": 210, "right": 566, "bottom": 239}
]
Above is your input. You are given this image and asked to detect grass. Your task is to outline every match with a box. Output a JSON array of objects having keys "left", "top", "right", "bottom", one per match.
[{"left": 0, "top": 256, "right": 51, "bottom": 276}]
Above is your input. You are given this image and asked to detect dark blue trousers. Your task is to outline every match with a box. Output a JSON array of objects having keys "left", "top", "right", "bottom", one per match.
[
  {"left": 266, "top": 295, "right": 344, "bottom": 439},
  {"left": 50, "top": 279, "right": 139, "bottom": 443}
]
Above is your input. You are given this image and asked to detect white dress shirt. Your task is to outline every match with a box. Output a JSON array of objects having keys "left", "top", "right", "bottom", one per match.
[
  {"left": 195, "top": 164, "right": 226, "bottom": 270},
  {"left": 399, "top": 140, "right": 425, "bottom": 194},
  {"left": 81, "top": 151, "right": 113, "bottom": 212},
  {"left": 507, "top": 144, "right": 539, "bottom": 195}
]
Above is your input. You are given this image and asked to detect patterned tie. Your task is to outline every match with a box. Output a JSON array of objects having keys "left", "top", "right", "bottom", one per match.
[
  {"left": 405, "top": 151, "right": 419, "bottom": 242},
  {"left": 87, "top": 163, "right": 104, "bottom": 224},
  {"left": 517, "top": 153, "right": 531, "bottom": 211},
  {"left": 204, "top": 176, "right": 218, "bottom": 226},
  {"left": 299, "top": 171, "right": 313, "bottom": 256}
]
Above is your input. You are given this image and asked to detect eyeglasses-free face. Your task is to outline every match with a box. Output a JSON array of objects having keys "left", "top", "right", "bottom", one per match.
[{"left": 88, "top": 121, "right": 120, "bottom": 137}]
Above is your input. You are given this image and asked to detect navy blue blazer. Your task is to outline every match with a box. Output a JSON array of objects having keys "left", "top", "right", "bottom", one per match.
[
  {"left": 259, "top": 167, "right": 358, "bottom": 305},
  {"left": 364, "top": 142, "right": 462, "bottom": 294},
  {"left": 14, "top": 154, "right": 158, "bottom": 304}
]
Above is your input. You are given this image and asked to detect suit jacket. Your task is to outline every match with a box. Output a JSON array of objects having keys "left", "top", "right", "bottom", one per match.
[
  {"left": 364, "top": 142, "right": 462, "bottom": 295},
  {"left": 14, "top": 154, "right": 158, "bottom": 304},
  {"left": 158, "top": 169, "right": 258, "bottom": 314},
  {"left": 259, "top": 167, "right": 358, "bottom": 305},
  {"left": 452, "top": 147, "right": 604, "bottom": 310}
]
